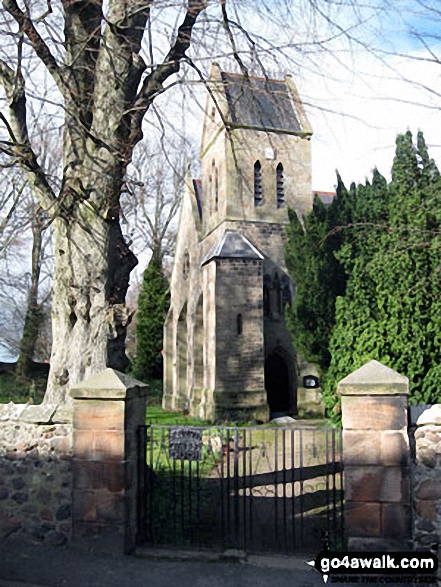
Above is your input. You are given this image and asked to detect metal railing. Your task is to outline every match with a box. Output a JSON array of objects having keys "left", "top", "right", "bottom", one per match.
[{"left": 138, "top": 424, "right": 344, "bottom": 554}]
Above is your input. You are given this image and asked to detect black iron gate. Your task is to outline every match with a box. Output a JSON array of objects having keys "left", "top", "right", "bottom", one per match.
[{"left": 137, "top": 425, "right": 343, "bottom": 553}]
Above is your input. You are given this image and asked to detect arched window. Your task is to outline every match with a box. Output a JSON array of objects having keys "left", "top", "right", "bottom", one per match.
[
  {"left": 263, "top": 275, "right": 271, "bottom": 317},
  {"left": 237, "top": 314, "right": 243, "bottom": 335},
  {"left": 276, "top": 163, "right": 284, "bottom": 208},
  {"left": 273, "top": 273, "right": 282, "bottom": 315},
  {"left": 254, "top": 160, "right": 263, "bottom": 206}
]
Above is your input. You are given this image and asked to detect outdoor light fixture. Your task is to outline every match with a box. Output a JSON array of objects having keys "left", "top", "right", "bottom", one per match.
[{"left": 303, "top": 375, "right": 319, "bottom": 389}]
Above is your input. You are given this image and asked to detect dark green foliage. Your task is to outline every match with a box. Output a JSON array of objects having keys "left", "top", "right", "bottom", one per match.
[
  {"left": 286, "top": 131, "right": 441, "bottom": 418},
  {"left": 133, "top": 254, "right": 170, "bottom": 382},
  {"left": 285, "top": 177, "right": 349, "bottom": 370}
]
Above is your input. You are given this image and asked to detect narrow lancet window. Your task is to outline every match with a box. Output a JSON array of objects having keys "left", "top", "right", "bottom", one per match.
[
  {"left": 254, "top": 160, "right": 263, "bottom": 206},
  {"left": 237, "top": 313, "right": 243, "bottom": 335},
  {"left": 276, "top": 163, "right": 284, "bottom": 208},
  {"left": 215, "top": 166, "right": 219, "bottom": 212}
]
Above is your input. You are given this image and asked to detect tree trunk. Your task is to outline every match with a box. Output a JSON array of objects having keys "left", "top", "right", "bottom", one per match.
[
  {"left": 44, "top": 208, "right": 137, "bottom": 405},
  {"left": 16, "top": 207, "right": 44, "bottom": 379}
]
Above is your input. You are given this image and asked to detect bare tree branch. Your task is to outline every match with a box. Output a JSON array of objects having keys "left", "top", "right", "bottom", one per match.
[
  {"left": 0, "top": 59, "right": 57, "bottom": 211},
  {"left": 3, "top": 0, "right": 65, "bottom": 92},
  {"left": 129, "top": 0, "right": 207, "bottom": 147}
]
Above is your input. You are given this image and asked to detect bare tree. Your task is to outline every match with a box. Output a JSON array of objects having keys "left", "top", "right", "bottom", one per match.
[
  {"left": 0, "top": 116, "right": 59, "bottom": 372},
  {"left": 0, "top": 0, "right": 409, "bottom": 405},
  {"left": 124, "top": 136, "right": 192, "bottom": 263}
]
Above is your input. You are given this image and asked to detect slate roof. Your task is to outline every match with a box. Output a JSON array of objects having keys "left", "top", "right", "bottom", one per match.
[
  {"left": 314, "top": 191, "right": 336, "bottom": 206},
  {"left": 220, "top": 72, "right": 301, "bottom": 133},
  {"left": 201, "top": 230, "right": 264, "bottom": 266}
]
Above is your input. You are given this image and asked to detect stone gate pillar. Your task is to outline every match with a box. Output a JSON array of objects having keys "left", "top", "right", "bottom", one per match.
[
  {"left": 70, "top": 369, "right": 148, "bottom": 554},
  {"left": 338, "top": 360, "right": 411, "bottom": 551}
]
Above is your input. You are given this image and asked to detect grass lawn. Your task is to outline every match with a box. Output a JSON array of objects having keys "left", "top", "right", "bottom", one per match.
[
  {"left": 0, "top": 373, "right": 47, "bottom": 404},
  {"left": 146, "top": 405, "right": 212, "bottom": 426}
]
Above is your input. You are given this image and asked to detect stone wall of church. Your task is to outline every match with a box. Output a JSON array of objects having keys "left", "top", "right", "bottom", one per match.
[
  {"left": 200, "top": 128, "right": 312, "bottom": 237},
  {"left": 224, "top": 128, "right": 312, "bottom": 225},
  {"left": 214, "top": 257, "right": 264, "bottom": 391},
  {"left": 163, "top": 179, "right": 203, "bottom": 411},
  {"left": 210, "top": 257, "right": 268, "bottom": 421}
]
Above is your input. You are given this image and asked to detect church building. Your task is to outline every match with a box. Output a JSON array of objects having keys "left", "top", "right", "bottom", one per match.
[{"left": 163, "top": 64, "right": 314, "bottom": 422}]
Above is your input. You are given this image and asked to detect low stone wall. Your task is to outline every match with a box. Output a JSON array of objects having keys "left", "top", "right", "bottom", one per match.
[
  {"left": 413, "top": 405, "right": 441, "bottom": 550},
  {"left": 0, "top": 403, "right": 72, "bottom": 545}
]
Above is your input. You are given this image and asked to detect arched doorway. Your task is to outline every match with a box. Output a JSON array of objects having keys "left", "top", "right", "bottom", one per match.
[{"left": 265, "top": 353, "right": 290, "bottom": 417}]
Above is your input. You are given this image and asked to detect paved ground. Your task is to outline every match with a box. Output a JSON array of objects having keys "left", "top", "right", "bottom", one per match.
[
  {"left": 0, "top": 539, "right": 426, "bottom": 587},
  {"left": 0, "top": 539, "right": 324, "bottom": 587}
]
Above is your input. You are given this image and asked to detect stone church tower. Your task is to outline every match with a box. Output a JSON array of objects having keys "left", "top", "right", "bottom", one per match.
[{"left": 163, "top": 64, "right": 313, "bottom": 421}]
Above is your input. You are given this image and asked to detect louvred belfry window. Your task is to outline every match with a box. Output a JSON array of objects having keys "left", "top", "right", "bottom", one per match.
[
  {"left": 276, "top": 163, "right": 284, "bottom": 208},
  {"left": 254, "top": 160, "right": 263, "bottom": 206}
]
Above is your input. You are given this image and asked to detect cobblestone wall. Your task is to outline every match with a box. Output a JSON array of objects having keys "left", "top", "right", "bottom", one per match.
[
  {"left": 413, "top": 405, "right": 441, "bottom": 550},
  {"left": 0, "top": 403, "right": 72, "bottom": 545}
]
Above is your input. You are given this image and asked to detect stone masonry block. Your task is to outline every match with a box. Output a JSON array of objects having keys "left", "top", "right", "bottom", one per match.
[
  {"left": 73, "top": 430, "right": 125, "bottom": 461},
  {"left": 72, "top": 460, "right": 128, "bottom": 492},
  {"left": 72, "top": 490, "right": 97, "bottom": 522},
  {"left": 73, "top": 400, "right": 124, "bottom": 431},
  {"left": 416, "top": 479, "right": 441, "bottom": 501},
  {"left": 343, "top": 430, "right": 381, "bottom": 465},
  {"left": 345, "top": 466, "right": 410, "bottom": 503},
  {"left": 345, "top": 502, "right": 381, "bottom": 537},
  {"left": 95, "top": 490, "right": 124, "bottom": 523},
  {"left": 93, "top": 431, "right": 125, "bottom": 461},
  {"left": 73, "top": 430, "right": 95, "bottom": 460},
  {"left": 380, "top": 431, "right": 410, "bottom": 466},
  {"left": 341, "top": 395, "right": 407, "bottom": 431},
  {"left": 415, "top": 500, "right": 437, "bottom": 520},
  {"left": 382, "top": 503, "right": 411, "bottom": 540}
]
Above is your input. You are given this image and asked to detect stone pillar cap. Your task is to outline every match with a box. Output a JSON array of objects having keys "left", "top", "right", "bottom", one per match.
[
  {"left": 70, "top": 368, "right": 149, "bottom": 400},
  {"left": 337, "top": 360, "right": 409, "bottom": 396}
]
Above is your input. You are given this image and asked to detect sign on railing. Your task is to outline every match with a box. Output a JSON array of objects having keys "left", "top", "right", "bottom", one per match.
[{"left": 169, "top": 427, "right": 202, "bottom": 461}]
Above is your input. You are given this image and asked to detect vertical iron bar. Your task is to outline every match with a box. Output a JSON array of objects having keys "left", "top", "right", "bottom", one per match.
[
  {"left": 233, "top": 428, "right": 239, "bottom": 550},
  {"left": 325, "top": 428, "right": 330, "bottom": 544},
  {"left": 340, "top": 428, "right": 344, "bottom": 547},
  {"left": 331, "top": 428, "right": 337, "bottom": 549},
  {"left": 149, "top": 425, "right": 154, "bottom": 543},
  {"left": 274, "top": 427, "right": 278, "bottom": 551},
  {"left": 226, "top": 428, "right": 231, "bottom": 548},
  {"left": 242, "top": 429, "right": 247, "bottom": 551},
  {"left": 299, "top": 428, "right": 304, "bottom": 548},
  {"left": 196, "top": 435, "right": 201, "bottom": 548},
  {"left": 180, "top": 458, "right": 185, "bottom": 543},
  {"left": 282, "top": 427, "right": 287, "bottom": 553},
  {"left": 291, "top": 428, "right": 295, "bottom": 552},
  {"left": 220, "top": 426, "right": 226, "bottom": 550},
  {"left": 172, "top": 441, "right": 177, "bottom": 544},
  {"left": 188, "top": 456, "right": 192, "bottom": 545},
  {"left": 249, "top": 427, "right": 253, "bottom": 548}
]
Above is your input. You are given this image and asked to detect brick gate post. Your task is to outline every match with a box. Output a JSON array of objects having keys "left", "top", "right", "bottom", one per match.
[
  {"left": 70, "top": 369, "right": 148, "bottom": 554},
  {"left": 338, "top": 360, "right": 411, "bottom": 551}
]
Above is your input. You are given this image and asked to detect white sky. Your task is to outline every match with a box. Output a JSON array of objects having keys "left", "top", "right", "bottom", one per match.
[{"left": 304, "top": 51, "right": 441, "bottom": 192}]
